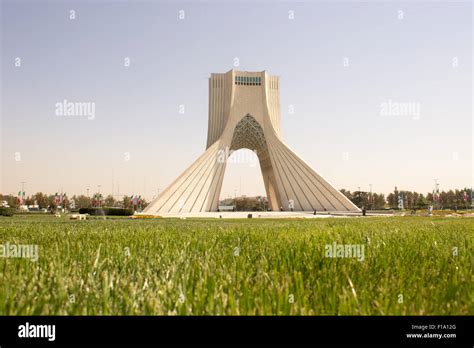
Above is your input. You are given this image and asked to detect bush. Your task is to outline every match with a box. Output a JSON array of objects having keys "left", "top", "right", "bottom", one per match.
[
  {"left": 0, "top": 207, "right": 14, "bottom": 217},
  {"left": 78, "top": 207, "right": 133, "bottom": 216},
  {"left": 106, "top": 208, "right": 134, "bottom": 216}
]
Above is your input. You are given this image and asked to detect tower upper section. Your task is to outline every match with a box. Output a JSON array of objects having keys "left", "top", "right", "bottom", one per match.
[{"left": 206, "top": 69, "right": 281, "bottom": 148}]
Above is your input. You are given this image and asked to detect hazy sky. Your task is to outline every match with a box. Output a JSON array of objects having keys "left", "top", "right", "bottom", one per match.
[{"left": 1, "top": 0, "right": 472, "bottom": 200}]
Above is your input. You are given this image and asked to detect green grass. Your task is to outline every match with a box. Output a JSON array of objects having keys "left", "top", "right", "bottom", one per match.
[{"left": 0, "top": 215, "right": 472, "bottom": 315}]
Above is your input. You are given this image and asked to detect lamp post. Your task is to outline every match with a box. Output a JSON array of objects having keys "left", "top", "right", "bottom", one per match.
[
  {"left": 97, "top": 185, "right": 102, "bottom": 207},
  {"left": 358, "top": 186, "right": 361, "bottom": 209},
  {"left": 369, "top": 184, "right": 372, "bottom": 210}
]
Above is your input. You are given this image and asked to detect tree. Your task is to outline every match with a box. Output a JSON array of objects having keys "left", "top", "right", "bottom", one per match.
[
  {"left": 236, "top": 196, "right": 251, "bottom": 211},
  {"left": 388, "top": 187, "right": 400, "bottom": 209},
  {"left": 140, "top": 198, "right": 149, "bottom": 210},
  {"left": 351, "top": 191, "right": 369, "bottom": 209},
  {"left": 47, "top": 194, "right": 57, "bottom": 208},
  {"left": 444, "top": 190, "right": 456, "bottom": 209},
  {"left": 33, "top": 192, "right": 49, "bottom": 209},
  {"left": 416, "top": 194, "right": 428, "bottom": 208},
  {"left": 75, "top": 195, "right": 91, "bottom": 208},
  {"left": 123, "top": 196, "right": 132, "bottom": 209},
  {"left": 24, "top": 196, "right": 34, "bottom": 206},
  {"left": 341, "top": 189, "right": 386, "bottom": 209},
  {"left": 104, "top": 195, "right": 115, "bottom": 207},
  {"left": 340, "top": 189, "right": 353, "bottom": 201},
  {"left": 62, "top": 196, "right": 70, "bottom": 210},
  {"left": 4, "top": 195, "right": 19, "bottom": 208},
  {"left": 426, "top": 192, "right": 434, "bottom": 204},
  {"left": 372, "top": 193, "right": 386, "bottom": 209}
]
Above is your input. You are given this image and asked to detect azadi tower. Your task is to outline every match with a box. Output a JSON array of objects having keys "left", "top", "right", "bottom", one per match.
[{"left": 144, "top": 70, "right": 359, "bottom": 214}]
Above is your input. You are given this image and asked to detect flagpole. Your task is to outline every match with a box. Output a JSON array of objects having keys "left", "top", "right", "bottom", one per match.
[
  {"left": 20, "top": 181, "right": 26, "bottom": 206},
  {"left": 433, "top": 179, "right": 439, "bottom": 210},
  {"left": 112, "top": 169, "right": 114, "bottom": 204}
]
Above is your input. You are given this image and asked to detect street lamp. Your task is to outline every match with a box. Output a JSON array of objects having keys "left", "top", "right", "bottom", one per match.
[
  {"left": 358, "top": 186, "right": 361, "bottom": 208},
  {"left": 97, "top": 185, "right": 102, "bottom": 207},
  {"left": 369, "top": 184, "right": 372, "bottom": 210}
]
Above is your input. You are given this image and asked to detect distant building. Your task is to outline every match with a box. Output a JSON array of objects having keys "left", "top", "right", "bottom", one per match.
[
  {"left": 218, "top": 205, "right": 234, "bottom": 212},
  {"left": 27, "top": 204, "right": 40, "bottom": 211}
]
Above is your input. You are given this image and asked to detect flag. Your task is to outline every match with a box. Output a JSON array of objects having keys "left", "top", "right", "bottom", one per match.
[
  {"left": 463, "top": 191, "right": 468, "bottom": 202},
  {"left": 398, "top": 192, "right": 404, "bottom": 209}
]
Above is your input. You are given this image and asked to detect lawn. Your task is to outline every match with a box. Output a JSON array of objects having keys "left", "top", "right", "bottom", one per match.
[{"left": 0, "top": 215, "right": 472, "bottom": 315}]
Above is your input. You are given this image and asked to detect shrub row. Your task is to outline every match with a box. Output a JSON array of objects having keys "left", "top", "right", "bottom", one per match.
[
  {"left": 0, "top": 207, "right": 14, "bottom": 217},
  {"left": 78, "top": 207, "right": 133, "bottom": 216}
]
